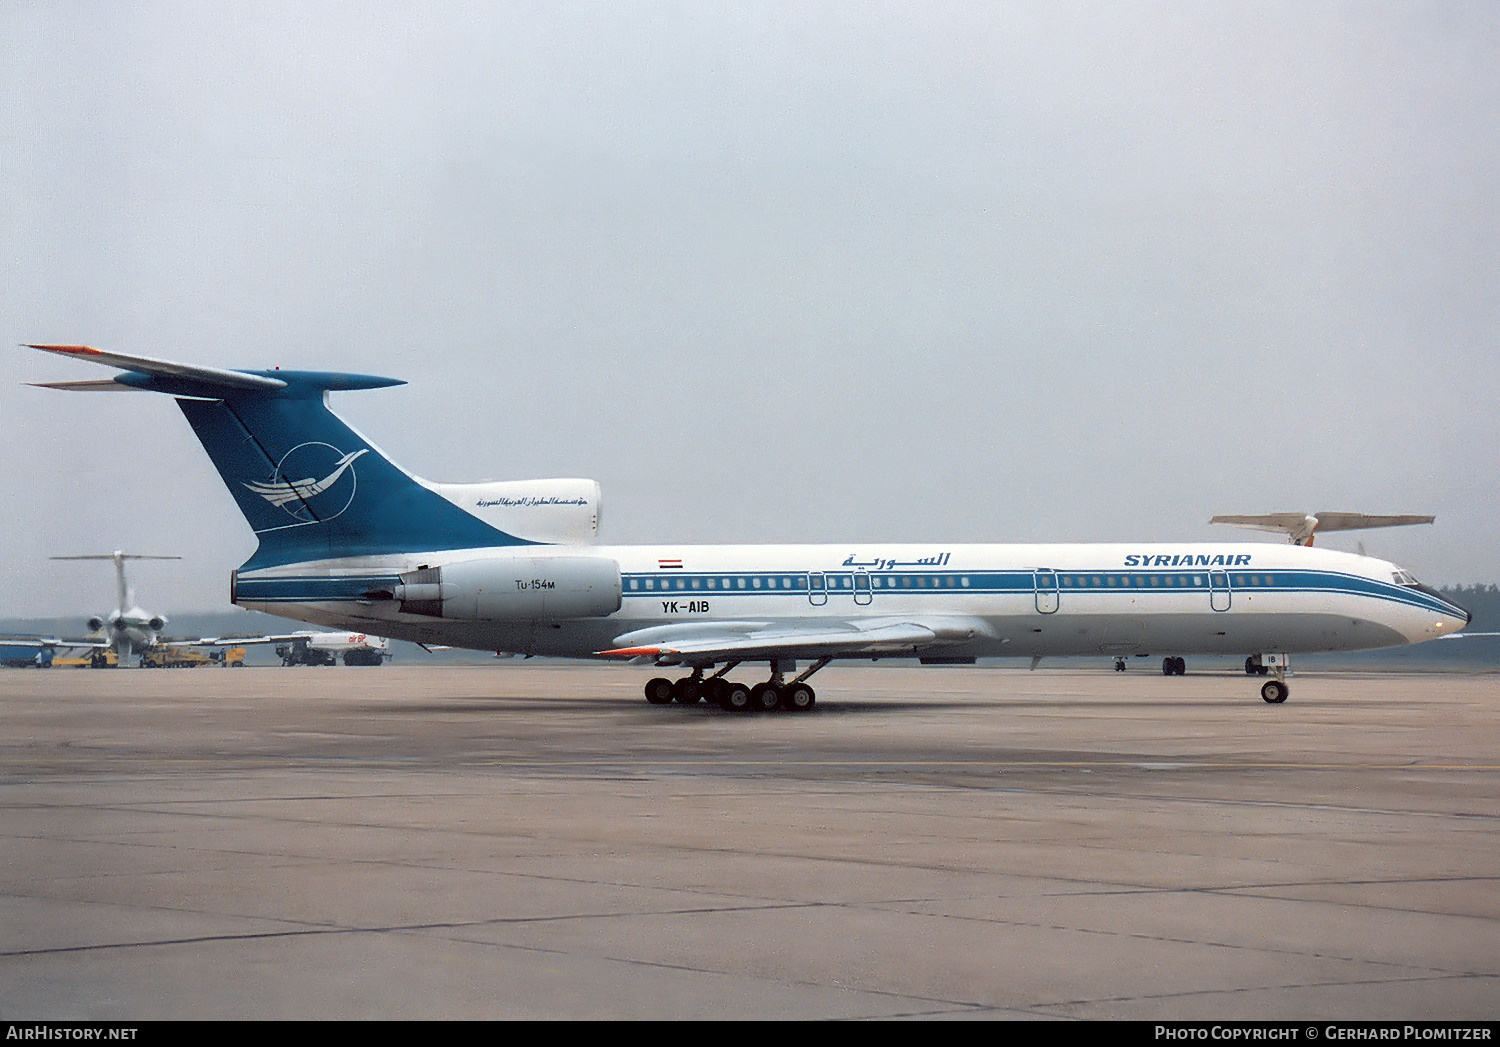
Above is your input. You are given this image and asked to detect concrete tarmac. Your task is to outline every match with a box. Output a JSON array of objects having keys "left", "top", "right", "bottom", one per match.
[{"left": 0, "top": 664, "right": 1495, "bottom": 1020}]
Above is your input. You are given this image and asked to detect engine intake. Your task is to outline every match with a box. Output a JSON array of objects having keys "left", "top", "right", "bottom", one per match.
[{"left": 395, "top": 555, "right": 621, "bottom": 620}]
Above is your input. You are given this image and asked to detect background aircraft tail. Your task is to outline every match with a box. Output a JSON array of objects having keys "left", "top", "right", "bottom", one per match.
[{"left": 50, "top": 551, "right": 180, "bottom": 617}]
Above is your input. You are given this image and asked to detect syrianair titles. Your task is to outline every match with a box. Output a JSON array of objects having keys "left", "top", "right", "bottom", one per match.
[
  {"left": 1124, "top": 553, "right": 1254, "bottom": 567},
  {"left": 26, "top": 343, "right": 1470, "bottom": 708}
]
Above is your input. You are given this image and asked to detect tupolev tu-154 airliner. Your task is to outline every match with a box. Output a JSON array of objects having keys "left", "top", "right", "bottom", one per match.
[{"left": 26, "top": 344, "right": 1470, "bottom": 708}]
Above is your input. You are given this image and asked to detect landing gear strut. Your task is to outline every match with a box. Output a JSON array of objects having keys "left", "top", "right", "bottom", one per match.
[
  {"left": 739, "top": 657, "right": 818, "bottom": 713},
  {"left": 777, "top": 657, "right": 828, "bottom": 712}
]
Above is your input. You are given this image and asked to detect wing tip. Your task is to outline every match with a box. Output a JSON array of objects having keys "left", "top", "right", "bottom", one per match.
[{"left": 25, "top": 343, "right": 99, "bottom": 355}]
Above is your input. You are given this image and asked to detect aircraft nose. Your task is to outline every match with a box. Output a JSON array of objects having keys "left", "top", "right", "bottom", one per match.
[
  {"left": 1417, "top": 581, "right": 1471, "bottom": 631},
  {"left": 1446, "top": 595, "right": 1473, "bottom": 629}
]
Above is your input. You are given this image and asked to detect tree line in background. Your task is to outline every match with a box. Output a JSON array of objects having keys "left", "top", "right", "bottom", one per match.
[{"left": 1439, "top": 585, "right": 1499, "bottom": 631}]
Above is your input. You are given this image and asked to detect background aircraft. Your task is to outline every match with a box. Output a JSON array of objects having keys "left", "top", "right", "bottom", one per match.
[
  {"left": 0, "top": 551, "right": 190, "bottom": 667},
  {"left": 0, "top": 550, "right": 313, "bottom": 668},
  {"left": 1, "top": 550, "right": 394, "bottom": 668},
  {"left": 53, "top": 552, "right": 180, "bottom": 665}
]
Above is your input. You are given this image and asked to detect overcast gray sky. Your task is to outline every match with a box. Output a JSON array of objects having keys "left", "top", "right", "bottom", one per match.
[{"left": 3, "top": 2, "right": 1497, "bottom": 617}]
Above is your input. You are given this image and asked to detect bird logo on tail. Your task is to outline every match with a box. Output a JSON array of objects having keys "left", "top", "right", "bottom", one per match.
[{"left": 244, "top": 444, "right": 368, "bottom": 523}]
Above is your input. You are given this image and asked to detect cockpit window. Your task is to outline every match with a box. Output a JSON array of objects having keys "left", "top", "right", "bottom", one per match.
[{"left": 1392, "top": 571, "right": 1418, "bottom": 586}]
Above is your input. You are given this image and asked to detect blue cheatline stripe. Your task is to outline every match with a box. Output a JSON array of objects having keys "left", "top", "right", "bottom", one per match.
[
  {"left": 234, "top": 566, "right": 1462, "bottom": 619},
  {"left": 235, "top": 574, "right": 401, "bottom": 603},
  {"left": 618, "top": 570, "right": 1462, "bottom": 617}
]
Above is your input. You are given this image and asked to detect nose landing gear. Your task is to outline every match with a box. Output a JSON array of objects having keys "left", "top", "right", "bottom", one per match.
[{"left": 1252, "top": 653, "right": 1290, "bottom": 703}]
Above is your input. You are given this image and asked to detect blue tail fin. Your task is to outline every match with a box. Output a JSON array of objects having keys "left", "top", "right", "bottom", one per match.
[
  {"left": 174, "top": 374, "right": 530, "bottom": 567},
  {"left": 27, "top": 346, "right": 528, "bottom": 568}
]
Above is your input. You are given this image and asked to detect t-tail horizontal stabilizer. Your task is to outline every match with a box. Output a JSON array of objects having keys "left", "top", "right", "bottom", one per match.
[
  {"left": 25, "top": 343, "right": 531, "bottom": 568},
  {"left": 26, "top": 344, "right": 291, "bottom": 392},
  {"left": 1211, "top": 512, "right": 1435, "bottom": 546}
]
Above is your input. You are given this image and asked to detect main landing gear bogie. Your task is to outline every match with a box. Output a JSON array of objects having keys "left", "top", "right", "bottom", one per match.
[
  {"left": 643, "top": 659, "right": 826, "bottom": 714},
  {"left": 1244, "top": 656, "right": 1271, "bottom": 676}
]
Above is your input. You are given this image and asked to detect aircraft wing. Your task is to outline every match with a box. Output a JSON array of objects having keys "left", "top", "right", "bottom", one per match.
[
  {"left": 2, "top": 635, "right": 279, "bottom": 651},
  {"left": 0, "top": 636, "right": 109, "bottom": 651},
  {"left": 186, "top": 634, "right": 309, "bottom": 647},
  {"left": 30, "top": 636, "right": 245, "bottom": 652},
  {"left": 597, "top": 616, "right": 997, "bottom": 665}
]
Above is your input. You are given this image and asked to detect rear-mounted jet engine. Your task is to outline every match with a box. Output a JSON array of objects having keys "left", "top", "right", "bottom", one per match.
[{"left": 394, "top": 556, "right": 621, "bottom": 620}]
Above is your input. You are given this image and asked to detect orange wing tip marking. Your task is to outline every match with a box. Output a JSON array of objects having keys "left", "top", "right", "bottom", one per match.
[
  {"left": 597, "top": 645, "right": 665, "bottom": 658},
  {"left": 26, "top": 344, "right": 101, "bottom": 355}
]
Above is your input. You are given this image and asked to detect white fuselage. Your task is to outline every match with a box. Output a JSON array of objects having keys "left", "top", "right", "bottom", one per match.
[{"left": 230, "top": 541, "right": 1466, "bottom": 665}]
